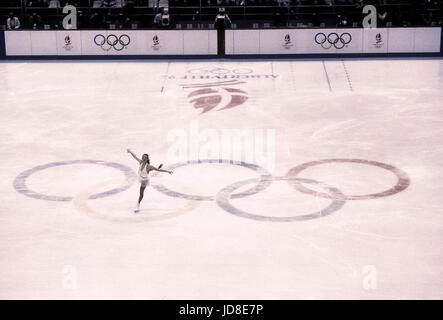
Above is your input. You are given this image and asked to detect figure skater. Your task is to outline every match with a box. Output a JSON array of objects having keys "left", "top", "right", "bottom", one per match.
[{"left": 127, "top": 149, "right": 173, "bottom": 212}]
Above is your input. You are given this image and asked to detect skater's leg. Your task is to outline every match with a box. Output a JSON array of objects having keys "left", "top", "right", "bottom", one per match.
[
  {"left": 135, "top": 180, "right": 148, "bottom": 212},
  {"left": 138, "top": 185, "right": 146, "bottom": 204}
]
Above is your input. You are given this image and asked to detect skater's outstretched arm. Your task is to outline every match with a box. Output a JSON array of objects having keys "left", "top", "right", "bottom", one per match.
[
  {"left": 148, "top": 164, "right": 173, "bottom": 175},
  {"left": 127, "top": 149, "right": 141, "bottom": 163}
]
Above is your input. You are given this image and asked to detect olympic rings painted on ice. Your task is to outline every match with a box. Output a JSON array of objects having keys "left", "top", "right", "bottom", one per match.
[
  {"left": 13, "top": 160, "right": 137, "bottom": 202},
  {"left": 73, "top": 179, "right": 200, "bottom": 223},
  {"left": 314, "top": 32, "right": 352, "bottom": 49},
  {"left": 216, "top": 176, "right": 346, "bottom": 222},
  {"left": 286, "top": 159, "right": 411, "bottom": 200},
  {"left": 151, "top": 159, "right": 273, "bottom": 201},
  {"left": 13, "top": 158, "right": 411, "bottom": 222},
  {"left": 94, "top": 34, "right": 130, "bottom": 51}
]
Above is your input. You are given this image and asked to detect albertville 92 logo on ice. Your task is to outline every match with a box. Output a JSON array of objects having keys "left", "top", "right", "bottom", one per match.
[
  {"left": 159, "top": 67, "right": 279, "bottom": 114},
  {"left": 187, "top": 87, "right": 248, "bottom": 113}
]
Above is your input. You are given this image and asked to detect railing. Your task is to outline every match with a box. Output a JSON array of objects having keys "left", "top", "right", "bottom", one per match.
[{"left": 1, "top": 1, "right": 442, "bottom": 30}]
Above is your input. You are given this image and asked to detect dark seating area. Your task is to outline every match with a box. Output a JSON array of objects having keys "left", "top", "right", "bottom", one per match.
[{"left": 1, "top": 0, "right": 442, "bottom": 30}]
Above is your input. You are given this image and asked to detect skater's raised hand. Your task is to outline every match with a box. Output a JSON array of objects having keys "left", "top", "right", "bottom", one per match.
[{"left": 127, "top": 149, "right": 142, "bottom": 163}]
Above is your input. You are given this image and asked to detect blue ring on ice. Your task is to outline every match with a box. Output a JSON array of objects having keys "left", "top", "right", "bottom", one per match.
[
  {"left": 151, "top": 159, "right": 273, "bottom": 201},
  {"left": 215, "top": 176, "right": 346, "bottom": 222},
  {"left": 13, "top": 160, "right": 137, "bottom": 202}
]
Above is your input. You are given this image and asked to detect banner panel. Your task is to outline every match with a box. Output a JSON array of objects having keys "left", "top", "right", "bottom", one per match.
[
  {"left": 183, "top": 30, "right": 215, "bottom": 54},
  {"left": 56, "top": 30, "right": 82, "bottom": 55},
  {"left": 307, "top": 29, "right": 340, "bottom": 54},
  {"left": 138, "top": 30, "right": 183, "bottom": 55},
  {"left": 5, "top": 31, "right": 32, "bottom": 56},
  {"left": 363, "top": 28, "right": 389, "bottom": 53},
  {"left": 259, "top": 29, "right": 297, "bottom": 54},
  {"left": 208, "top": 30, "right": 217, "bottom": 55},
  {"left": 81, "top": 31, "right": 109, "bottom": 55},
  {"left": 336, "top": 28, "right": 363, "bottom": 53},
  {"left": 30, "top": 31, "right": 57, "bottom": 55},
  {"left": 233, "top": 29, "right": 260, "bottom": 54},
  {"left": 225, "top": 29, "right": 234, "bottom": 55},
  {"left": 387, "top": 28, "right": 415, "bottom": 53},
  {"left": 414, "top": 27, "right": 441, "bottom": 52},
  {"left": 106, "top": 31, "right": 138, "bottom": 56},
  {"left": 288, "top": 29, "right": 315, "bottom": 53}
]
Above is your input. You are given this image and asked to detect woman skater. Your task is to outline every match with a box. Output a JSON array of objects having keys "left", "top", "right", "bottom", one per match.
[{"left": 127, "top": 149, "right": 173, "bottom": 212}]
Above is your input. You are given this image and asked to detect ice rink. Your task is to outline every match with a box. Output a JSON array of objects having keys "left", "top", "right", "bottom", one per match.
[{"left": 0, "top": 58, "right": 442, "bottom": 299}]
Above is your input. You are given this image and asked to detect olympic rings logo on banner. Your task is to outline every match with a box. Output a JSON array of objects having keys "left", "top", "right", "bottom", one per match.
[
  {"left": 13, "top": 158, "right": 410, "bottom": 223},
  {"left": 315, "top": 32, "right": 352, "bottom": 49},
  {"left": 94, "top": 34, "right": 130, "bottom": 51}
]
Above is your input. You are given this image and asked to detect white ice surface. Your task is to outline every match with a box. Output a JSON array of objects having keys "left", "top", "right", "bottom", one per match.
[{"left": 0, "top": 58, "right": 442, "bottom": 299}]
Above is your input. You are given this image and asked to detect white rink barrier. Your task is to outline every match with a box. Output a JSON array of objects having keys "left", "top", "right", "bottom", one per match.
[
  {"left": 3, "top": 27, "right": 442, "bottom": 56},
  {"left": 5, "top": 30, "right": 217, "bottom": 56},
  {"left": 226, "top": 27, "right": 441, "bottom": 54}
]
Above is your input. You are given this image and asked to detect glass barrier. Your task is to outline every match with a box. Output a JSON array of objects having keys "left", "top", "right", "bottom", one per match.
[{"left": 1, "top": 0, "right": 442, "bottom": 30}]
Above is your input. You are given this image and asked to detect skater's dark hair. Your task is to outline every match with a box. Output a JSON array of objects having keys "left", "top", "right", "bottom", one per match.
[{"left": 142, "top": 153, "right": 150, "bottom": 164}]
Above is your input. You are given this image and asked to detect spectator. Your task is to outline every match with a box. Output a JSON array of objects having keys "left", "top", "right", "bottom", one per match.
[
  {"left": 273, "top": 11, "right": 285, "bottom": 27},
  {"left": 89, "top": 12, "right": 103, "bottom": 28},
  {"left": 153, "top": 10, "right": 162, "bottom": 27},
  {"left": 378, "top": 9, "right": 388, "bottom": 27},
  {"left": 214, "top": 7, "right": 231, "bottom": 28},
  {"left": 355, "top": 0, "right": 364, "bottom": 9},
  {"left": 102, "top": 0, "right": 117, "bottom": 7},
  {"left": 7, "top": 12, "right": 21, "bottom": 30},
  {"left": 153, "top": 7, "right": 169, "bottom": 29},
  {"left": 336, "top": 14, "right": 349, "bottom": 27},
  {"left": 48, "top": 0, "right": 61, "bottom": 8},
  {"left": 28, "top": 12, "right": 42, "bottom": 29},
  {"left": 76, "top": 9, "right": 86, "bottom": 29},
  {"left": 192, "top": 10, "right": 199, "bottom": 22},
  {"left": 158, "top": 0, "right": 169, "bottom": 8},
  {"left": 122, "top": 1, "right": 135, "bottom": 16},
  {"left": 119, "top": 13, "right": 132, "bottom": 29},
  {"left": 93, "top": 0, "right": 103, "bottom": 7},
  {"left": 27, "top": 1, "right": 45, "bottom": 6},
  {"left": 277, "top": 0, "right": 289, "bottom": 6},
  {"left": 114, "top": 0, "right": 126, "bottom": 7}
]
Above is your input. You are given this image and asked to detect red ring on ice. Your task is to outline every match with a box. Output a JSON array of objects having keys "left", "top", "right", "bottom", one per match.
[{"left": 286, "top": 159, "right": 410, "bottom": 200}]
